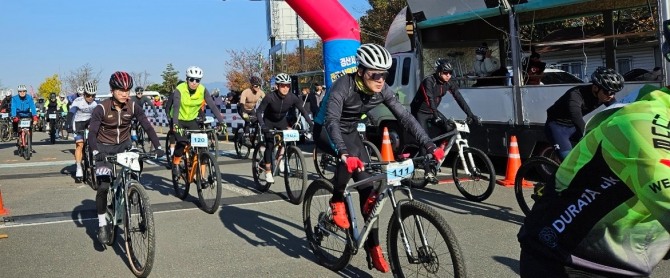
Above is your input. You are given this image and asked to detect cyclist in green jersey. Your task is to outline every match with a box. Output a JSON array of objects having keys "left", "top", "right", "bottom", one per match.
[{"left": 518, "top": 20, "right": 670, "bottom": 277}]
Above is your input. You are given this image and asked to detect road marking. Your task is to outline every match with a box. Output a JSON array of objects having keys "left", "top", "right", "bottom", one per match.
[
  {"left": 0, "top": 160, "right": 73, "bottom": 169},
  {"left": 222, "top": 183, "right": 256, "bottom": 196},
  {"left": 41, "top": 157, "right": 57, "bottom": 161}
]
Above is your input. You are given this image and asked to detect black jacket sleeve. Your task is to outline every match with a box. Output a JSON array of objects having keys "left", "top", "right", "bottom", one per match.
[
  {"left": 324, "top": 79, "right": 350, "bottom": 156},
  {"left": 88, "top": 105, "right": 104, "bottom": 152},
  {"left": 171, "top": 90, "right": 181, "bottom": 126},
  {"left": 568, "top": 91, "right": 587, "bottom": 135}
]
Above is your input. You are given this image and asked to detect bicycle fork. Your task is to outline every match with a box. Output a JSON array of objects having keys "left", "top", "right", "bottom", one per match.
[
  {"left": 455, "top": 138, "right": 477, "bottom": 175},
  {"left": 392, "top": 187, "right": 431, "bottom": 263}
]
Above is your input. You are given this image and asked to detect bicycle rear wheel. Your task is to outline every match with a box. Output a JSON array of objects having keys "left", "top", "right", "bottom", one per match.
[
  {"left": 83, "top": 144, "right": 98, "bottom": 190},
  {"left": 452, "top": 147, "right": 495, "bottom": 202},
  {"left": 251, "top": 144, "right": 271, "bottom": 192},
  {"left": 312, "top": 147, "right": 336, "bottom": 181},
  {"left": 387, "top": 201, "right": 466, "bottom": 277},
  {"left": 196, "top": 152, "right": 222, "bottom": 214},
  {"left": 124, "top": 182, "right": 156, "bottom": 278},
  {"left": 0, "top": 122, "right": 9, "bottom": 142},
  {"left": 362, "top": 140, "right": 381, "bottom": 162},
  {"left": 284, "top": 146, "right": 306, "bottom": 205},
  {"left": 515, "top": 156, "right": 559, "bottom": 216},
  {"left": 302, "top": 179, "right": 353, "bottom": 271}
]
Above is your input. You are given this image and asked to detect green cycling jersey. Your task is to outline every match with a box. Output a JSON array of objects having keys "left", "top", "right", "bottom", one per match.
[{"left": 519, "top": 87, "right": 670, "bottom": 276}]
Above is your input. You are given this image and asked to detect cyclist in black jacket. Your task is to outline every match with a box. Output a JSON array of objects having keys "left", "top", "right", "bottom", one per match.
[
  {"left": 410, "top": 58, "right": 479, "bottom": 182},
  {"left": 256, "top": 73, "right": 313, "bottom": 183},
  {"left": 313, "top": 43, "right": 445, "bottom": 273},
  {"left": 545, "top": 67, "right": 623, "bottom": 160}
]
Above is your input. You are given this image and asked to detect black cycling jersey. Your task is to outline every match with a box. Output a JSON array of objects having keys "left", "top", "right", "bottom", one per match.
[
  {"left": 315, "top": 73, "right": 434, "bottom": 156},
  {"left": 256, "top": 90, "right": 313, "bottom": 128},
  {"left": 546, "top": 85, "right": 616, "bottom": 135},
  {"left": 410, "top": 73, "right": 475, "bottom": 117}
]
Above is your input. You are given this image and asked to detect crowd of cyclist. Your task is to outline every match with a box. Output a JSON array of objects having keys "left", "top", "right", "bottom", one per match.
[{"left": 4, "top": 18, "right": 670, "bottom": 276}]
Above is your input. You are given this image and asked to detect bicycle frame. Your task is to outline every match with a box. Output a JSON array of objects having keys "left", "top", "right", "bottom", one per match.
[
  {"left": 183, "top": 127, "right": 216, "bottom": 183},
  {"left": 267, "top": 129, "right": 302, "bottom": 176},
  {"left": 321, "top": 161, "right": 429, "bottom": 256},
  {"left": 421, "top": 120, "right": 478, "bottom": 176}
]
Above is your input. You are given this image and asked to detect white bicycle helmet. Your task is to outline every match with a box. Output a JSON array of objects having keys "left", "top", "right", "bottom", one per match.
[
  {"left": 186, "top": 66, "right": 204, "bottom": 79},
  {"left": 275, "top": 73, "right": 291, "bottom": 84},
  {"left": 17, "top": 85, "right": 27, "bottom": 92},
  {"left": 6, "top": 89, "right": 13, "bottom": 97},
  {"left": 76, "top": 86, "right": 85, "bottom": 96},
  {"left": 356, "top": 43, "right": 392, "bottom": 70},
  {"left": 59, "top": 92, "right": 66, "bottom": 98},
  {"left": 83, "top": 81, "right": 97, "bottom": 95}
]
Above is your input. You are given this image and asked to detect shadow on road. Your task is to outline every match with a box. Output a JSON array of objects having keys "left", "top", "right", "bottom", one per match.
[
  {"left": 219, "top": 205, "right": 373, "bottom": 277},
  {"left": 412, "top": 186, "right": 525, "bottom": 225},
  {"left": 140, "top": 173, "right": 174, "bottom": 196},
  {"left": 492, "top": 256, "right": 520, "bottom": 275}
]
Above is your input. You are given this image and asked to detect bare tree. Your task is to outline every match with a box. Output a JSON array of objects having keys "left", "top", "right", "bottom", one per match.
[
  {"left": 130, "top": 70, "right": 151, "bottom": 89},
  {"left": 63, "top": 63, "right": 102, "bottom": 93},
  {"left": 224, "top": 46, "right": 272, "bottom": 92}
]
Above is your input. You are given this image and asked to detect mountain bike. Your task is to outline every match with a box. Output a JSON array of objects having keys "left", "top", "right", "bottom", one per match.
[
  {"left": 313, "top": 122, "right": 382, "bottom": 181},
  {"left": 0, "top": 112, "right": 10, "bottom": 142},
  {"left": 47, "top": 112, "right": 59, "bottom": 144},
  {"left": 514, "top": 156, "right": 560, "bottom": 216},
  {"left": 35, "top": 112, "right": 46, "bottom": 132},
  {"left": 16, "top": 117, "right": 33, "bottom": 160},
  {"left": 203, "top": 116, "right": 219, "bottom": 157},
  {"left": 406, "top": 119, "right": 495, "bottom": 202},
  {"left": 172, "top": 126, "right": 223, "bottom": 214},
  {"left": 234, "top": 115, "right": 262, "bottom": 159},
  {"left": 99, "top": 149, "right": 157, "bottom": 278},
  {"left": 303, "top": 156, "right": 466, "bottom": 277},
  {"left": 251, "top": 129, "right": 307, "bottom": 205}
]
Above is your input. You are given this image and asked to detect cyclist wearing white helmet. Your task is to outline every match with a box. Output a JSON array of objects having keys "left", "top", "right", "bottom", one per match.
[
  {"left": 255, "top": 73, "right": 313, "bottom": 183},
  {"left": 10, "top": 85, "right": 38, "bottom": 139},
  {"left": 312, "top": 43, "right": 444, "bottom": 273},
  {"left": 168, "top": 66, "right": 225, "bottom": 183},
  {"left": 66, "top": 81, "right": 100, "bottom": 182}
]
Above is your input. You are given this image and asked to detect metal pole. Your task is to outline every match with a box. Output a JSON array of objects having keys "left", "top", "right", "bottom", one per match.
[{"left": 509, "top": 6, "right": 523, "bottom": 126}]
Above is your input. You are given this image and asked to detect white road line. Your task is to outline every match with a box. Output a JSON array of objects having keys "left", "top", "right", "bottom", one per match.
[{"left": 0, "top": 160, "right": 73, "bottom": 169}]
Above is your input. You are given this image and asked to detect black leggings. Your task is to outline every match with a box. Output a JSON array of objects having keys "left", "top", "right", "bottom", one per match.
[
  {"left": 263, "top": 119, "right": 289, "bottom": 166},
  {"left": 173, "top": 120, "right": 200, "bottom": 159},
  {"left": 95, "top": 140, "right": 132, "bottom": 215},
  {"left": 314, "top": 123, "right": 380, "bottom": 248}
]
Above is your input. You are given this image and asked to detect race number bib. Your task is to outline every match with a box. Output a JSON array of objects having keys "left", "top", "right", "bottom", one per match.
[
  {"left": 282, "top": 130, "right": 300, "bottom": 142},
  {"left": 0, "top": 113, "right": 8, "bottom": 118},
  {"left": 357, "top": 123, "right": 366, "bottom": 132},
  {"left": 455, "top": 121, "right": 469, "bottom": 133},
  {"left": 19, "top": 119, "right": 31, "bottom": 128},
  {"left": 385, "top": 159, "right": 415, "bottom": 185},
  {"left": 190, "top": 133, "right": 208, "bottom": 147},
  {"left": 48, "top": 114, "right": 57, "bottom": 119}
]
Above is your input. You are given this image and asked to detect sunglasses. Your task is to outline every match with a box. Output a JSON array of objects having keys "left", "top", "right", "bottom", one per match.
[
  {"left": 253, "top": 85, "right": 259, "bottom": 87},
  {"left": 365, "top": 71, "right": 389, "bottom": 80},
  {"left": 84, "top": 93, "right": 95, "bottom": 98},
  {"left": 277, "top": 84, "right": 290, "bottom": 88},
  {"left": 18, "top": 90, "right": 27, "bottom": 93},
  {"left": 441, "top": 71, "right": 453, "bottom": 75},
  {"left": 188, "top": 78, "right": 201, "bottom": 83},
  {"left": 600, "top": 88, "right": 616, "bottom": 96}
]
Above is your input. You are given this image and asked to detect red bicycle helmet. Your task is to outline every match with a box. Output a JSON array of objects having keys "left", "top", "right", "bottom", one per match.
[{"left": 109, "top": 71, "right": 134, "bottom": 90}]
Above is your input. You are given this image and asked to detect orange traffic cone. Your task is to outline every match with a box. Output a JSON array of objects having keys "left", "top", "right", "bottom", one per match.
[
  {"left": 496, "top": 135, "right": 527, "bottom": 187},
  {"left": 380, "top": 127, "right": 395, "bottom": 162},
  {"left": 0, "top": 186, "right": 9, "bottom": 216}
]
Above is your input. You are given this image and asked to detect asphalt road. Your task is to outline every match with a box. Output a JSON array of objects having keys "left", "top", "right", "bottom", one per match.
[{"left": 0, "top": 131, "right": 668, "bottom": 277}]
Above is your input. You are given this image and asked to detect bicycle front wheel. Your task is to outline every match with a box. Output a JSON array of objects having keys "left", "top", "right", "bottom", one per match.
[
  {"left": 0, "top": 122, "right": 9, "bottom": 141},
  {"left": 124, "top": 182, "right": 156, "bottom": 278},
  {"left": 207, "top": 130, "right": 219, "bottom": 157},
  {"left": 312, "top": 147, "right": 336, "bottom": 181},
  {"left": 234, "top": 130, "right": 250, "bottom": 159},
  {"left": 196, "top": 152, "right": 222, "bottom": 214},
  {"left": 251, "top": 144, "right": 271, "bottom": 192},
  {"left": 302, "top": 179, "right": 352, "bottom": 271},
  {"left": 515, "top": 156, "right": 559, "bottom": 216},
  {"left": 284, "top": 146, "right": 306, "bottom": 205},
  {"left": 387, "top": 201, "right": 466, "bottom": 277},
  {"left": 452, "top": 147, "right": 495, "bottom": 202},
  {"left": 23, "top": 131, "right": 32, "bottom": 160}
]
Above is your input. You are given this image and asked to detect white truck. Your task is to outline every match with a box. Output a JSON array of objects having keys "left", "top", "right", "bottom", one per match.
[{"left": 365, "top": 0, "right": 668, "bottom": 158}]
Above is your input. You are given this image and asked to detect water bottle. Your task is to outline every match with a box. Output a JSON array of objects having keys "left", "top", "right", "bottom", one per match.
[{"left": 131, "top": 129, "right": 137, "bottom": 141}]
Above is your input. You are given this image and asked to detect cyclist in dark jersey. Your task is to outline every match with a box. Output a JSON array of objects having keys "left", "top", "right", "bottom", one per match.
[
  {"left": 255, "top": 73, "right": 313, "bottom": 183},
  {"left": 518, "top": 20, "right": 670, "bottom": 277},
  {"left": 545, "top": 67, "right": 623, "bottom": 159},
  {"left": 314, "top": 43, "right": 444, "bottom": 273}
]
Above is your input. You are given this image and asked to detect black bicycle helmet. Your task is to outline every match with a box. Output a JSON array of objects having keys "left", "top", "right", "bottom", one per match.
[
  {"left": 109, "top": 71, "right": 134, "bottom": 90},
  {"left": 49, "top": 92, "right": 57, "bottom": 100},
  {"left": 135, "top": 86, "right": 144, "bottom": 93},
  {"left": 250, "top": 76, "right": 261, "bottom": 86},
  {"left": 591, "top": 67, "right": 624, "bottom": 93},
  {"left": 434, "top": 59, "right": 453, "bottom": 73}
]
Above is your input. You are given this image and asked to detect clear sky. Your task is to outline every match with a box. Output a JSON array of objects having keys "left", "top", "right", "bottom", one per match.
[{"left": 0, "top": 0, "right": 373, "bottom": 93}]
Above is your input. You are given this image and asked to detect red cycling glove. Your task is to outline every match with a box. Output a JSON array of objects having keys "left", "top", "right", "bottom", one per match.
[
  {"left": 13, "top": 117, "right": 19, "bottom": 123},
  {"left": 432, "top": 148, "right": 445, "bottom": 162},
  {"left": 343, "top": 156, "right": 364, "bottom": 174},
  {"left": 33, "top": 116, "right": 38, "bottom": 122}
]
